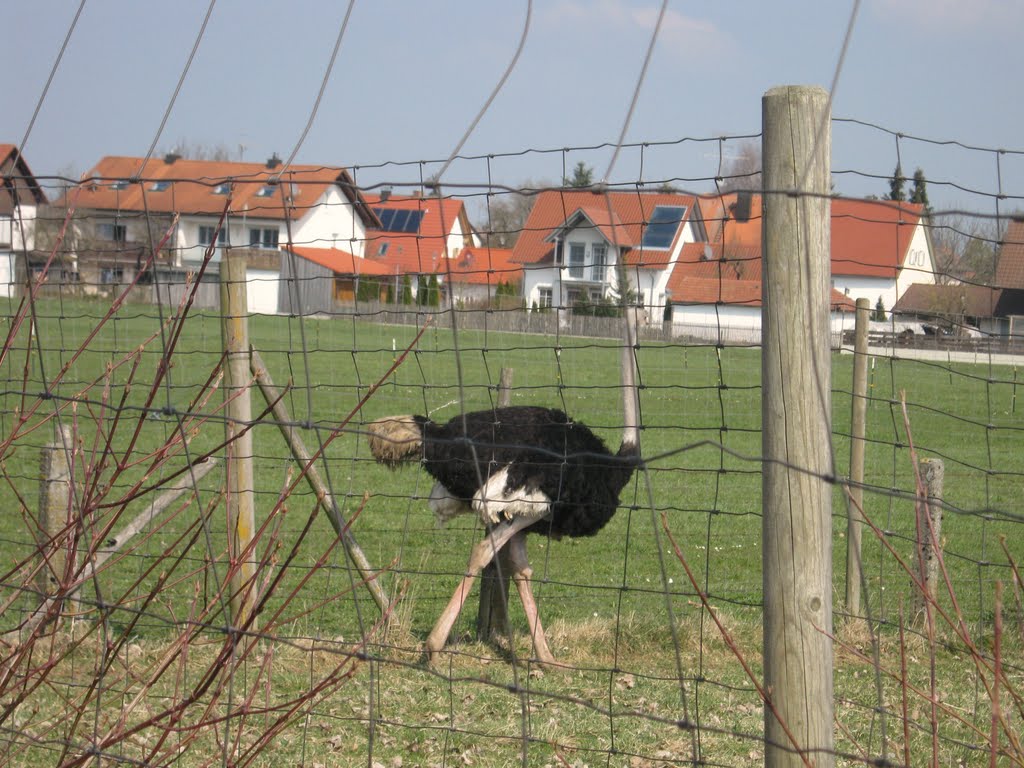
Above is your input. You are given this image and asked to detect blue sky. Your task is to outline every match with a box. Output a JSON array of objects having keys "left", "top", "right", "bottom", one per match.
[{"left": 5, "top": 0, "right": 1022, "bottom": 217}]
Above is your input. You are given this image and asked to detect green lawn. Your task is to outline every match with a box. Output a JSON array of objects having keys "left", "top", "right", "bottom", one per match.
[{"left": 1, "top": 296, "right": 1021, "bottom": 766}]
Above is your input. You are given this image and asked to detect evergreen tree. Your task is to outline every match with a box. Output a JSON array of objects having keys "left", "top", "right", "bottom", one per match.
[
  {"left": 564, "top": 161, "right": 594, "bottom": 189},
  {"left": 427, "top": 274, "right": 440, "bottom": 306},
  {"left": 400, "top": 274, "right": 413, "bottom": 305},
  {"left": 910, "top": 168, "right": 930, "bottom": 210},
  {"left": 385, "top": 282, "right": 395, "bottom": 304},
  {"left": 872, "top": 296, "right": 886, "bottom": 322},
  {"left": 888, "top": 163, "right": 906, "bottom": 202}
]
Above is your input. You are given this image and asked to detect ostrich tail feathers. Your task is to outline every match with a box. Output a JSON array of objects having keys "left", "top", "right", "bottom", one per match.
[{"left": 366, "top": 415, "right": 425, "bottom": 467}]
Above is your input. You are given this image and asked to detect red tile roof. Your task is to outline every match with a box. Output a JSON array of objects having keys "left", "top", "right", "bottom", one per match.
[
  {"left": 996, "top": 219, "right": 1024, "bottom": 289},
  {"left": 667, "top": 243, "right": 853, "bottom": 310},
  {"left": 285, "top": 245, "right": 394, "bottom": 276},
  {"left": 58, "top": 155, "right": 376, "bottom": 226},
  {"left": 362, "top": 193, "right": 472, "bottom": 275},
  {"left": 512, "top": 189, "right": 698, "bottom": 266},
  {"left": 698, "top": 192, "right": 926, "bottom": 278},
  {"left": 440, "top": 245, "right": 521, "bottom": 286}
]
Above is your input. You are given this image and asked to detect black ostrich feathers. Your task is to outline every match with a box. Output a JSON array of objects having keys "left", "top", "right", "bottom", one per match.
[{"left": 367, "top": 405, "right": 639, "bottom": 538}]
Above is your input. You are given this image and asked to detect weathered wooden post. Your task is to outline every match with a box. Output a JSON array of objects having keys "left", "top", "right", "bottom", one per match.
[
  {"left": 37, "top": 423, "right": 76, "bottom": 609},
  {"left": 913, "top": 458, "right": 944, "bottom": 619},
  {"left": 477, "top": 367, "right": 515, "bottom": 641},
  {"left": 846, "top": 297, "right": 870, "bottom": 620},
  {"left": 762, "top": 84, "right": 834, "bottom": 768},
  {"left": 221, "top": 251, "right": 257, "bottom": 628}
]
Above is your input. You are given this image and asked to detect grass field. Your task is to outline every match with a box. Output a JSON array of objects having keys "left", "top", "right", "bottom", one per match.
[{"left": 1, "top": 296, "right": 1021, "bottom": 766}]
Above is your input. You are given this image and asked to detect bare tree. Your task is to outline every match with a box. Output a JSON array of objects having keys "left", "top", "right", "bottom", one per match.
[
  {"left": 928, "top": 211, "right": 1001, "bottom": 285},
  {"left": 717, "top": 139, "right": 762, "bottom": 193},
  {"left": 477, "top": 180, "right": 545, "bottom": 249}
]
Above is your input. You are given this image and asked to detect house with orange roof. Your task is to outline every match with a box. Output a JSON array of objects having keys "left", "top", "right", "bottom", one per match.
[
  {"left": 360, "top": 191, "right": 484, "bottom": 303},
  {"left": 696, "top": 192, "right": 936, "bottom": 310},
  {"left": 0, "top": 143, "right": 48, "bottom": 296},
  {"left": 512, "top": 189, "right": 706, "bottom": 323},
  {"left": 662, "top": 192, "right": 935, "bottom": 342},
  {"left": 46, "top": 153, "right": 379, "bottom": 310}
]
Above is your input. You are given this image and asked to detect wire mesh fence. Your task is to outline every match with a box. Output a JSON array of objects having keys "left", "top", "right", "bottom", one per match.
[{"left": 2, "top": 12, "right": 1024, "bottom": 762}]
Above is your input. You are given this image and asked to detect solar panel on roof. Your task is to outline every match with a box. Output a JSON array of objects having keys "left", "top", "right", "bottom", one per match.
[
  {"left": 641, "top": 205, "right": 687, "bottom": 249},
  {"left": 374, "top": 207, "right": 425, "bottom": 233}
]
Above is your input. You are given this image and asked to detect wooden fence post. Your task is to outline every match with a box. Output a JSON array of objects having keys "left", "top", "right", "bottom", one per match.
[
  {"left": 37, "top": 423, "right": 76, "bottom": 611},
  {"left": 221, "top": 251, "right": 257, "bottom": 629},
  {"left": 477, "top": 368, "right": 515, "bottom": 642},
  {"left": 913, "top": 458, "right": 944, "bottom": 619},
  {"left": 761, "top": 84, "right": 834, "bottom": 768},
  {"left": 846, "top": 297, "right": 871, "bottom": 620}
]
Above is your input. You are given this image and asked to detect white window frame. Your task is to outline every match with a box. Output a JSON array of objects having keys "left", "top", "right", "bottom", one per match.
[
  {"left": 198, "top": 225, "right": 227, "bottom": 247},
  {"left": 537, "top": 286, "right": 553, "bottom": 308},
  {"left": 591, "top": 243, "right": 607, "bottom": 281},
  {"left": 249, "top": 227, "right": 280, "bottom": 249},
  {"left": 568, "top": 242, "right": 585, "bottom": 279}
]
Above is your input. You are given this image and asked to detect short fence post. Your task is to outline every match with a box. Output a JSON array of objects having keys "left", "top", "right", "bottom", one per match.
[
  {"left": 846, "top": 297, "right": 871, "bottom": 620},
  {"left": 913, "top": 458, "right": 944, "bottom": 619},
  {"left": 761, "top": 84, "right": 834, "bottom": 768},
  {"left": 477, "top": 367, "right": 515, "bottom": 641},
  {"left": 221, "top": 251, "right": 257, "bottom": 629}
]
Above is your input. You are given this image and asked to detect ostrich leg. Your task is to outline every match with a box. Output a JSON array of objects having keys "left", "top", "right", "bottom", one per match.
[
  {"left": 426, "top": 515, "right": 536, "bottom": 663},
  {"left": 506, "top": 531, "right": 557, "bottom": 667}
]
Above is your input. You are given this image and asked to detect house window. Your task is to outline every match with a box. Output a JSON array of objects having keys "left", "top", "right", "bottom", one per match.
[
  {"left": 101, "top": 267, "right": 124, "bottom": 284},
  {"left": 0, "top": 216, "right": 11, "bottom": 247},
  {"left": 97, "top": 222, "right": 127, "bottom": 243},
  {"left": 249, "top": 227, "right": 279, "bottom": 249},
  {"left": 150, "top": 181, "right": 171, "bottom": 192},
  {"left": 589, "top": 288, "right": 603, "bottom": 303},
  {"left": 213, "top": 183, "right": 230, "bottom": 195},
  {"left": 568, "top": 242, "right": 585, "bottom": 278},
  {"left": 255, "top": 185, "right": 277, "bottom": 198},
  {"left": 537, "top": 287, "right": 553, "bottom": 308},
  {"left": 109, "top": 180, "right": 130, "bottom": 191},
  {"left": 199, "top": 225, "right": 227, "bottom": 246},
  {"left": 591, "top": 243, "right": 607, "bottom": 281},
  {"left": 642, "top": 205, "right": 687, "bottom": 249},
  {"left": 553, "top": 241, "right": 563, "bottom": 265}
]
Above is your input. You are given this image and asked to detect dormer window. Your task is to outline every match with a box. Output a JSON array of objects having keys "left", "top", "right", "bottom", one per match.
[{"left": 213, "top": 183, "right": 230, "bottom": 195}]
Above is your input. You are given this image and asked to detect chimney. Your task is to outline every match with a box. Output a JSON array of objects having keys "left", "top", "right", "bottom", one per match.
[
  {"left": 164, "top": 152, "right": 181, "bottom": 165},
  {"left": 266, "top": 153, "right": 282, "bottom": 170},
  {"left": 733, "top": 190, "right": 753, "bottom": 222},
  {"left": 380, "top": 186, "right": 392, "bottom": 202}
]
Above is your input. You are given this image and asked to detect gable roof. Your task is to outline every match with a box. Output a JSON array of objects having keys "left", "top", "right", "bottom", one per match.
[
  {"left": 58, "top": 155, "right": 378, "bottom": 227},
  {"left": 513, "top": 189, "right": 698, "bottom": 266},
  {"left": 698, "top": 192, "right": 927, "bottom": 279},
  {"left": 995, "top": 219, "right": 1024, "bottom": 289},
  {"left": 0, "top": 143, "right": 48, "bottom": 208},
  {"left": 285, "top": 245, "right": 393, "bottom": 277}
]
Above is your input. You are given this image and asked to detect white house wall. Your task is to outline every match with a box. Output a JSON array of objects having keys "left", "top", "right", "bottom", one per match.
[
  {"left": 292, "top": 185, "right": 366, "bottom": 256},
  {"left": 246, "top": 268, "right": 279, "bottom": 315}
]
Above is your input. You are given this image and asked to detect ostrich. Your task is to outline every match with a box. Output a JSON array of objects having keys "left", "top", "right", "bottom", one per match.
[{"left": 366, "top": 307, "right": 641, "bottom": 666}]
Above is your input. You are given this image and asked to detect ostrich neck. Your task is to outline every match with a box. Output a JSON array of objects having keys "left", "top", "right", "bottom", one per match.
[{"left": 620, "top": 304, "right": 641, "bottom": 454}]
